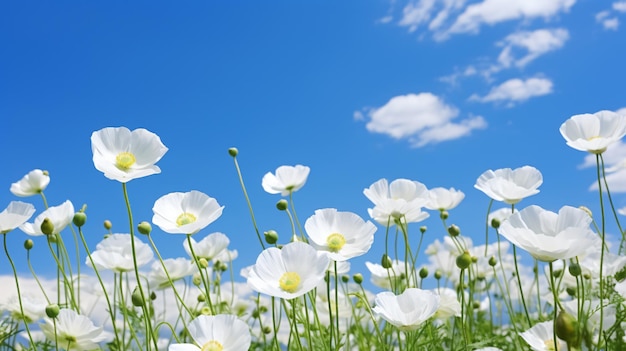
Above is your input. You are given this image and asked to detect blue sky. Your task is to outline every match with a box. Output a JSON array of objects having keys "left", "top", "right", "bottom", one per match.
[{"left": 2, "top": 1, "right": 626, "bottom": 284}]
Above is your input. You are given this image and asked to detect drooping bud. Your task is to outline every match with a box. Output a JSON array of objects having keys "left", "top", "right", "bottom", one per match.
[
  {"left": 264, "top": 230, "right": 279, "bottom": 244},
  {"left": 137, "top": 221, "right": 152, "bottom": 235},
  {"left": 131, "top": 287, "right": 145, "bottom": 307},
  {"left": 447, "top": 224, "right": 460, "bottom": 237},
  {"left": 276, "top": 199, "right": 288, "bottom": 211},
  {"left": 45, "top": 304, "right": 60, "bottom": 318},
  {"left": 556, "top": 310, "right": 579, "bottom": 345},
  {"left": 456, "top": 252, "right": 472, "bottom": 269},
  {"left": 40, "top": 218, "right": 54, "bottom": 235},
  {"left": 353, "top": 273, "right": 363, "bottom": 284},
  {"left": 228, "top": 147, "right": 239, "bottom": 157},
  {"left": 73, "top": 212, "right": 87, "bottom": 228},
  {"left": 381, "top": 254, "right": 393, "bottom": 269},
  {"left": 24, "top": 239, "right": 34, "bottom": 250},
  {"left": 103, "top": 220, "right": 112, "bottom": 230}
]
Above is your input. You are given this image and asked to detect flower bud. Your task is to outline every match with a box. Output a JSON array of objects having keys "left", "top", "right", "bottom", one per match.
[
  {"left": 198, "top": 258, "right": 209, "bottom": 269},
  {"left": 45, "top": 304, "right": 60, "bottom": 318},
  {"left": 341, "top": 275, "right": 349, "bottom": 283},
  {"left": 381, "top": 254, "right": 393, "bottom": 269},
  {"left": 24, "top": 239, "right": 34, "bottom": 250},
  {"left": 137, "top": 221, "right": 152, "bottom": 235},
  {"left": 566, "top": 287, "right": 576, "bottom": 297},
  {"left": 420, "top": 226, "right": 427, "bottom": 234},
  {"left": 276, "top": 199, "right": 288, "bottom": 211},
  {"left": 103, "top": 220, "right": 112, "bottom": 230},
  {"left": 263, "top": 326, "right": 272, "bottom": 334},
  {"left": 150, "top": 292, "right": 157, "bottom": 301},
  {"left": 131, "top": 287, "right": 145, "bottom": 307},
  {"left": 40, "top": 218, "right": 54, "bottom": 235},
  {"left": 73, "top": 212, "right": 87, "bottom": 227},
  {"left": 192, "top": 274, "right": 202, "bottom": 286},
  {"left": 456, "top": 252, "right": 472, "bottom": 269},
  {"left": 419, "top": 267, "right": 428, "bottom": 279},
  {"left": 471, "top": 256, "right": 478, "bottom": 263},
  {"left": 490, "top": 218, "right": 500, "bottom": 229},
  {"left": 197, "top": 294, "right": 206, "bottom": 302},
  {"left": 568, "top": 263, "right": 582, "bottom": 277},
  {"left": 556, "top": 310, "right": 579, "bottom": 345},
  {"left": 353, "top": 273, "right": 363, "bottom": 284},
  {"left": 447, "top": 224, "right": 460, "bottom": 237},
  {"left": 228, "top": 147, "right": 239, "bottom": 157},
  {"left": 434, "top": 270, "right": 442, "bottom": 280},
  {"left": 47, "top": 234, "right": 58, "bottom": 244},
  {"left": 264, "top": 230, "right": 279, "bottom": 244},
  {"left": 488, "top": 256, "right": 497, "bottom": 267},
  {"left": 440, "top": 211, "right": 449, "bottom": 220}
]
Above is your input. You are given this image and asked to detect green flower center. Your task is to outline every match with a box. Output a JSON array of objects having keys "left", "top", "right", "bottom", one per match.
[
  {"left": 176, "top": 212, "right": 197, "bottom": 226},
  {"left": 279, "top": 271, "right": 301, "bottom": 293},
  {"left": 115, "top": 152, "right": 136, "bottom": 170},
  {"left": 201, "top": 340, "right": 223, "bottom": 351},
  {"left": 326, "top": 233, "right": 346, "bottom": 252}
]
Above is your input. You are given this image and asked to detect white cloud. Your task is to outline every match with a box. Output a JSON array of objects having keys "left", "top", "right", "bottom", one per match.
[
  {"left": 596, "top": 11, "right": 620, "bottom": 30},
  {"left": 617, "top": 107, "right": 626, "bottom": 115},
  {"left": 497, "top": 28, "right": 569, "bottom": 68},
  {"left": 361, "top": 92, "right": 486, "bottom": 147},
  {"left": 614, "top": 1, "right": 626, "bottom": 12},
  {"left": 469, "top": 77, "right": 553, "bottom": 104}
]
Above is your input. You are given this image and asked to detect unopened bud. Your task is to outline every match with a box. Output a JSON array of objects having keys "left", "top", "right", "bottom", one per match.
[
  {"left": 198, "top": 258, "right": 209, "bottom": 269},
  {"left": 434, "top": 270, "right": 442, "bottom": 280},
  {"left": 103, "top": 220, "right": 112, "bottom": 230},
  {"left": 137, "top": 221, "right": 152, "bottom": 235},
  {"left": 200, "top": 306, "right": 212, "bottom": 316},
  {"left": 150, "top": 292, "right": 157, "bottom": 301},
  {"left": 447, "top": 224, "right": 460, "bottom": 237},
  {"left": 73, "top": 212, "right": 87, "bottom": 227},
  {"left": 419, "top": 267, "right": 428, "bottom": 279},
  {"left": 40, "top": 218, "right": 54, "bottom": 235},
  {"left": 276, "top": 200, "right": 288, "bottom": 211},
  {"left": 381, "top": 254, "right": 393, "bottom": 269},
  {"left": 420, "top": 226, "right": 427, "bottom": 234},
  {"left": 556, "top": 310, "right": 579, "bottom": 345},
  {"left": 228, "top": 147, "right": 239, "bottom": 157},
  {"left": 488, "top": 256, "right": 497, "bottom": 267},
  {"left": 490, "top": 218, "right": 500, "bottom": 229},
  {"left": 263, "top": 326, "right": 272, "bottom": 334},
  {"left": 131, "top": 287, "right": 144, "bottom": 307},
  {"left": 568, "top": 263, "right": 582, "bottom": 277},
  {"left": 24, "top": 239, "right": 34, "bottom": 250},
  {"left": 353, "top": 273, "right": 363, "bottom": 284},
  {"left": 192, "top": 274, "right": 202, "bottom": 286},
  {"left": 440, "top": 211, "right": 449, "bottom": 220},
  {"left": 264, "top": 230, "right": 279, "bottom": 244},
  {"left": 341, "top": 275, "right": 350, "bottom": 283},
  {"left": 456, "top": 252, "right": 472, "bottom": 269},
  {"left": 197, "top": 294, "right": 206, "bottom": 302},
  {"left": 45, "top": 304, "right": 60, "bottom": 318}
]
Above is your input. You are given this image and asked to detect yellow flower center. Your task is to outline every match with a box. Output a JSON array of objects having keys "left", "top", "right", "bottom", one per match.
[
  {"left": 279, "top": 271, "right": 301, "bottom": 293},
  {"left": 201, "top": 340, "right": 223, "bottom": 351},
  {"left": 544, "top": 339, "right": 560, "bottom": 351},
  {"left": 176, "top": 212, "right": 197, "bottom": 226},
  {"left": 115, "top": 152, "right": 136, "bottom": 170},
  {"left": 326, "top": 233, "right": 346, "bottom": 252}
]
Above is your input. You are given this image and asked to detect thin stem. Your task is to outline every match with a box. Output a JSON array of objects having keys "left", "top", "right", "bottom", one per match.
[{"left": 231, "top": 155, "right": 265, "bottom": 250}]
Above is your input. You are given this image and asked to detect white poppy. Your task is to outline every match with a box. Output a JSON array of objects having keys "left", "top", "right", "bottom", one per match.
[
  {"left": 364, "top": 178, "right": 430, "bottom": 226},
  {"left": 474, "top": 166, "right": 543, "bottom": 205},
  {"left": 261, "top": 164, "right": 310, "bottom": 196},
  {"left": 20, "top": 200, "right": 74, "bottom": 236},
  {"left": 560, "top": 110, "right": 626, "bottom": 154},
  {"left": 10, "top": 169, "right": 50, "bottom": 197},
  {"left": 168, "top": 314, "right": 251, "bottom": 351},
  {"left": 40, "top": 309, "right": 110, "bottom": 350},
  {"left": 152, "top": 191, "right": 224, "bottom": 235},
  {"left": 87, "top": 233, "right": 153, "bottom": 272},
  {"left": 372, "top": 288, "right": 440, "bottom": 331},
  {"left": 0, "top": 201, "right": 35, "bottom": 234}
]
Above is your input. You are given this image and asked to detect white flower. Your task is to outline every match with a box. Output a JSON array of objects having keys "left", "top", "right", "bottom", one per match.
[
  {"left": 87, "top": 233, "right": 153, "bottom": 272},
  {"left": 262, "top": 165, "right": 310, "bottom": 196},
  {"left": 560, "top": 110, "right": 626, "bottom": 154},
  {"left": 0, "top": 201, "right": 35, "bottom": 234},
  {"left": 10, "top": 169, "right": 50, "bottom": 197},
  {"left": 168, "top": 314, "right": 251, "bottom": 351},
  {"left": 183, "top": 232, "right": 230, "bottom": 260},
  {"left": 20, "top": 200, "right": 74, "bottom": 236},
  {"left": 152, "top": 191, "right": 224, "bottom": 235},
  {"left": 91, "top": 126, "right": 168, "bottom": 183},
  {"left": 247, "top": 241, "right": 330, "bottom": 299},
  {"left": 424, "top": 187, "right": 465, "bottom": 211},
  {"left": 520, "top": 321, "right": 566, "bottom": 351},
  {"left": 434, "top": 288, "right": 461, "bottom": 319},
  {"left": 1, "top": 294, "right": 47, "bottom": 323},
  {"left": 364, "top": 178, "right": 429, "bottom": 226},
  {"left": 40, "top": 309, "right": 110, "bottom": 350},
  {"left": 474, "top": 166, "right": 543, "bottom": 204},
  {"left": 365, "top": 260, "right": 407, "bottom": 290},
  {"left": 304, "top": 208, "right": 376, "bottom": 261},
  {"left": 498, "top": 205, "right": 600, "bottom": 262},
  {"left": 148, "top": 257, "right": 196, "bottom": 289},
  {"left": 372, "top": 288, "right": 440, "bottom": 331}
]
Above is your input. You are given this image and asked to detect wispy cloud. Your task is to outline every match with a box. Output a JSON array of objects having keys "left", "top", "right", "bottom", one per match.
[
  {"left": 596, "top": 11, "right": 620, "bottom": 30},
  {"left": 359, "top": 92, "right": 486, "bottom": 147},
  {"left": 469, "top": 77, "right": 553, "bottom": 105},
  {"left": 497, "top": 28, "right": 569, "bottom": 69}
]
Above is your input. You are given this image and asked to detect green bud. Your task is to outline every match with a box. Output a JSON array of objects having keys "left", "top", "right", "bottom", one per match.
[
  {"left": 456, "top": 252, "right": 472, "bottom": 270},
  {"left": 276, "top": 199, "right": 288, "bottom": 211},
  {"left": 263, "top": 326, "right": 272, "bottom": 334},
  {"left": 131, "top": 287, "right": 144, "bottom": 307},
  {"left": 568, "top": 263, "right": 582, "bottom": 277},
  {"left": 73, "top": 212, "right": 87, "bottom": 227},
  {"left": 447, "top": 224, "right": 460, "bottom": 237},
  {"left": 197, "top": 294, "right": 206, "bottom": 303},
  {"left": 553, "top": 269, "right": 562, "bottom": 278},
  {"left": 341, "top": 275, "right": 350, "bottom": 283},
  {"left": 440, "top": 211, "right": 449, "bottom": 220},
  {"left": 556, "top": 310, "right": 579, "bottom": 345},
  {"left": 472, "top": 301, "right": 481, "bottom": 309},
  {"left": 490, "top": 218, "right": 500, "bottom": 229},
  {"left": 137, "top": 221, "right": 152, "bottom": 235},
  {"left": 566, "top": 287, "right": 577, "bottom": 297},
  {"left": 24, "top": 239, "right": 34, "bottom": 250},
  {"left": 419, "top": 267, "right": 428, "bottom": 279},
  {"left": 198, "top": 258, "right": 209, "bottom": 269},
  {"left": 40, "top": 218, "right": 54, "bottom": 235},
  {"left": 47, "top": 234, "right": 58, "bottom": 244},
  {"left": 381, "top": 254, "right": 393, "bottom": 269},
  {"left": 103, "top": 220, "right": 112, "bottom": 230},
  {"left": 264, "top": 230, "right": 279, "bottom": 244},
  {"left": 192, "top": 274, "right": 202, "bottom": 286},
  {"left": 353, "top": 273, "right": 363, "bottom": 284},
  {"left": 200, "top": 306, "right": 212, "bottom": 316},
  {"left": 434, "top": 270, "right": 442, "bottom": 280},
  {"left": 45, "top": 304, "right": 60, "bottom": 318},
  {"left": 471, "top": 256, "right": 478, "bottom": 263},
  {"left": 228, "top": 147, "right": 239, "bottom": 157},
  {"left": 420, "top": 226, "right": 427, "bottom": 234},
  {"left": 150, "top": 291, "right": 157, "bottom": 301},
  {"left": 488, "top": 256, "right": 497, "bottom": 267}
]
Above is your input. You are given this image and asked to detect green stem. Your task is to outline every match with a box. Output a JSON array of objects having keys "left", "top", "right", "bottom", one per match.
[{"left": 231, "top": 155, "right": 265, "bottom": 250}]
